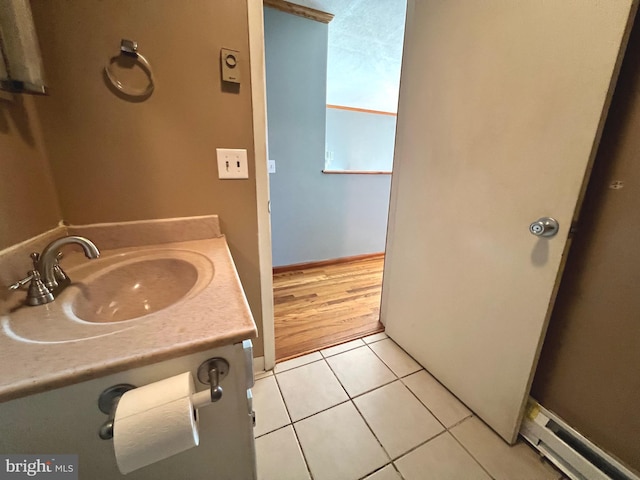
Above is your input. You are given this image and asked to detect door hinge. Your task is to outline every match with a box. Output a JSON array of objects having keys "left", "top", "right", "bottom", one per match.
[{"left": 568, "top": 222, "right": 579, "bottom": 238}]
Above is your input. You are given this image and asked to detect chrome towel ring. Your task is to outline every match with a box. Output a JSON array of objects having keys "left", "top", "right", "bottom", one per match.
[{"left": 104, "top": 39, "right": 155, "bottom": 97}]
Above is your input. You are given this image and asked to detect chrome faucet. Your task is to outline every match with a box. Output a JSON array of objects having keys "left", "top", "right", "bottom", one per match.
[
  {"left": 8, "top": 236, "right": 100, "bottom": 306},
  {"left": 37, "top": 236, "right": 100, "bottom": 291}
]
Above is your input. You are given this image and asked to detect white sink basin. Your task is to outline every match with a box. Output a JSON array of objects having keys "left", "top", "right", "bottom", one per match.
[
  {"left": 2, "top": 249, "right": 214, "bottom": 343},
  {"left": 71, "top": 257, "right": 200, "bottom": 323}
]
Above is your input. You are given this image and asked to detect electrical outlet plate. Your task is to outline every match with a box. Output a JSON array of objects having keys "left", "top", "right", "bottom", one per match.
[{"left": 216, "top": 148, "right": 248, "bottom": 179}]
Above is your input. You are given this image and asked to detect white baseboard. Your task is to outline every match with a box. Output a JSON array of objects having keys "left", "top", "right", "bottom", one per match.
[
  {"left": 521, "top": 398, "right": 639, "bottom": 480},
  {"left": 253, "top": 356, "right": 265, "bottom": 373}
]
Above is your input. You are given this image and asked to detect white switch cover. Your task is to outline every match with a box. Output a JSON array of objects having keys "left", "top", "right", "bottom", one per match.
[
  {"left": 217, "top": 148, "right": 248, "bottom": 179},
  {"left": 268, "top": 160, "right": 276, "bottom": 174}
]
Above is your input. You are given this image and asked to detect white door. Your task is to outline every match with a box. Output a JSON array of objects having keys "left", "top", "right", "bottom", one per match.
[{"left": 381, "top": 0, "right": 636, "bottom": 443}]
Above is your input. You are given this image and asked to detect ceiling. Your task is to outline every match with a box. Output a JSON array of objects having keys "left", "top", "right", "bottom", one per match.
[{"left": 289, "top": 0, "right": 407, "bottom": 112}]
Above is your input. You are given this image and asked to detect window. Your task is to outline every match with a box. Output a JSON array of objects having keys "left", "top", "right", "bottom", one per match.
[{"left": 323, "top": 0, "right": 406, "bottom": 173}]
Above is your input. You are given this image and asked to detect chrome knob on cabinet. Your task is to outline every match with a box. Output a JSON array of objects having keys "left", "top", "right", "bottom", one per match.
[{"left": 529, "top": 217, "right": 559, "bottom": 237}]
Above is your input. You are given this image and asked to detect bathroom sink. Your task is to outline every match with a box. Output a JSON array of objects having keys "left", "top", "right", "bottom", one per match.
[
  {"left": 2, "top": 248, "right": 215, "bottom": 343},
  {"left": 71, "top": 257, "right": 199, "bottom": 323},
  {"left": 67, "top": 250, "right": 214, "bottom": 324}
]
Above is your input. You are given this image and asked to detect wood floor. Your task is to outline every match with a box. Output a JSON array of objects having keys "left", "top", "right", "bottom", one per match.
[{"left": 273, "top": 255, "right": 385, "bottom": 361}]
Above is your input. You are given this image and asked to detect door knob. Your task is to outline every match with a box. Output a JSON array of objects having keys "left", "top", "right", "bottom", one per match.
[{"left": 529, "top": 217, "right": 559, "bottom": 237}]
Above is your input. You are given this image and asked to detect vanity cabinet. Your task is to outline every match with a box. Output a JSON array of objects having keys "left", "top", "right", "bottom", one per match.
[{"left": 0, "top": 342, "right": 256, "bottom": 480}]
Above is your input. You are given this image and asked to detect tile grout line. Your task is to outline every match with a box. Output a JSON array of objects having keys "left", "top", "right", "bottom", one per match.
[
  {"left": 267, "top": 340, "right": 398, "bottom": 427},
  {"left": 446, "top": 413, "right": 474, "bottom": 430},
  {"left": 268, "top": 335, "right": 549, "bottom": 480},
  {"left": 446, "top": 424, "right": 497, "bottom": 480},
  {"left": 351, "top": 394, "right": 393, "bottom": 462},
  {"left": 361, "top": 337, "right": 496, "bottom": 479},
  {"left": 273, "top": 373, "right": 390, "bottom": 475},
  {"left": 320, "top": 339, "right": 366, "bottom": 360},
  {"left": 254, "top": 422, "right": 292, "bottom": 440},
  {"left": 271, "top": 369, "right": 315, "bottom": 480},
  {"left": 380, "top": 409, "right": 494, "bottom": 480},
  {"left": 273, "top": 333, "right": 388, "bottom": 373},
  {"left": 251, "top": 376, "right": 284, "bottom": 439},
  {"left": 349, "top": 377, "right": 400, "bottom": 400},
  {"left": 264, "top": 333, "right": 423, "bottom": 480},
  {"left": 387, "top": 463, "right": 407, "bottom": 480},
  {"left": 357, "top": 462, "right": 404, "bottom": 480},
  {"left": 322, "top": 354, "right": 356, "bottom": 401},
  {"left": 391, "top": 429, "right": 450, "bottom": 473},
  {"left": 326, "top": 342, "right": 462, "bottom": 479},
  {"left": 364, "top": 337, "right": 464, "bottom": 471},
  {"left": 324, "top": 345, "right": 398, "bottom": 400},
  {"left": 251, "top": 375, "right": 292, "bottom": 438},
  {"left": 269, "top": 340, "right": 488, "bottom": 478},
  {"left": 397, "top": 374, "right": 450, "bottom": 432},
  {"left": 367, "top": 337, "right": 426, "bottom": 380},
  {"left": 302, "top": 342, "right": 442, "bottom": 478},
  {"left": 387, "top": 427, "right": 447, "bottom": 463},
  {"left": 273, "top": 355, "right": 324, "bottom": 375},
  {"left": 392, "top": 372, "right": 494, "bottom": 479},
  {"left": 289, "top": 398, "right": 353, "bottom": 424},
  {"left": 344, "top": 361, "right": 397, "bottom": 480},
  {"left": 275, "top": 353, "right": 354, "bottom": 424},
  {"left": 322, "top": 349, "right": 402, "bottom": 479}
]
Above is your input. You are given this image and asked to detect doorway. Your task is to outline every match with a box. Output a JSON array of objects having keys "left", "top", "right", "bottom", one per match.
[
  {"left": 263, "top": 1, "right": 406, "bottom": 360},
  {"left": 273, "top": 254, "right": 384, "bottom": 360}
]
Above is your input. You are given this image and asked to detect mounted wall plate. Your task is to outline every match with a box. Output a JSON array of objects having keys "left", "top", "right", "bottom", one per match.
[
  {"left": 221, "top": 48, "right": 240, "bottom": 84},
  {"left": 217, "top": 148, "right": 248, "bottom": 179}
]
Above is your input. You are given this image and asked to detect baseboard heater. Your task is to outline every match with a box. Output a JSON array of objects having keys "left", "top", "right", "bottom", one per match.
[{"left": 520, "top": 399, "right": 639, "bottom": 480}]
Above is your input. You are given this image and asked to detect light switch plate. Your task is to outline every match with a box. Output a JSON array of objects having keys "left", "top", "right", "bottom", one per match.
[
  {"left": 217, "top": 148, "right": 248, "bottom": 179},
  {"left": 268, "top": 160, "right": 276, "bottom": 174}
]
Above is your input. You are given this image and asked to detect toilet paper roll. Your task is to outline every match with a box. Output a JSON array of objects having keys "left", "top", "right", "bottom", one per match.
[
  {"left": 115, "top": 372, "right": 195, "bottom": 419},
  {"left": 114, "top": 396, "right": 199, "bottom": 474}
]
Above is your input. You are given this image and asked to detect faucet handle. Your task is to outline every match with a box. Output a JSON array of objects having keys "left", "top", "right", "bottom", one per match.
[
  {"left": 30, "top": 252, "right": 39, "bottom": 269},
  {"left": 7, "top": 270, "right": 55, "bottom": 306},
  {"left": 53, "top": 260, "right": 68, "bottom": 284},
  {"left": 25, "top": 270, "right": 54, "bottom": 306},
  {"left": 8, "top": 274, "right": 34, "bottom": 291},
  {"left": 8, "top": 252, "right": 41, "bottom": 290},
  {"left": 52, "top": 251, "right": 69, "bottom": 284}
]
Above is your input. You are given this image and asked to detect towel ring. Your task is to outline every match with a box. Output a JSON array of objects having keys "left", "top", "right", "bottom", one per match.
[{"left": 104, "top": 39, "right": 155, "bottom": 97}]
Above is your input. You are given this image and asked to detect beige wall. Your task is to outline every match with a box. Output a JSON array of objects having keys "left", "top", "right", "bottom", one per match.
[
  {"left": 0, "top": 93, "right": 61, "bottom": 250},
  {"left": 29, "top": 0, "right": 264, "bottom": 355}
]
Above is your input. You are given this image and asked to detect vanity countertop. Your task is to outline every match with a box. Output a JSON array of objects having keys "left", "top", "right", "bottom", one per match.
[{"left": 0, "top": 215, "right": 257, "bottom": 402}]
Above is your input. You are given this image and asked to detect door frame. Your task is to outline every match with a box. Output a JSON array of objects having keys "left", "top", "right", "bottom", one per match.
[
  {"left": 249, "top": 0, "right": 396, "bottom": 369},
  {"left": 248, "top": 0, "right": 637, "bottom": 386},
  {"left": 248, "top": 0, "right": 276, "bottom": 371}
]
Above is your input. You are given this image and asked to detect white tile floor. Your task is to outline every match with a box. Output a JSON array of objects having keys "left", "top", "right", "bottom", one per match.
[{"left": 254, "top": 333, "right": 564, "bottom": 480}]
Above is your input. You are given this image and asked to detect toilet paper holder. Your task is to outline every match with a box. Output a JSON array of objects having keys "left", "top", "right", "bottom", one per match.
[
  {"left": 196, "top": 357, "right": 230, "bottom": 403},
  {"left": 96, "top": 357, "right": 230, "bottom": 440},
  {"left": 98, "top": 383, "right": 136, "bottom": 440}
]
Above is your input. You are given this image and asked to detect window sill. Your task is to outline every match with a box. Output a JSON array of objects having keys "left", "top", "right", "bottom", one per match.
[{"left": 322, "top": 170, "right": 392, "bottom": 175}]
